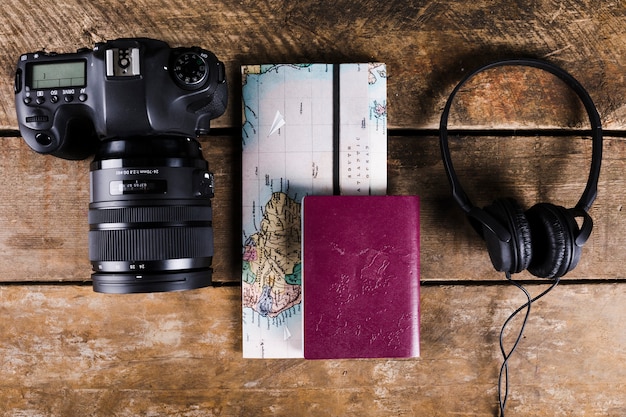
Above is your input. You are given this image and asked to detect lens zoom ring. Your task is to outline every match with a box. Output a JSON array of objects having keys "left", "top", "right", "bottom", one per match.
[
  {"left": 89, "top": 227, "right": 213, "bottom": 261},
  {"left": 89, "top": 206, "right": 212, "bottom": 225}
]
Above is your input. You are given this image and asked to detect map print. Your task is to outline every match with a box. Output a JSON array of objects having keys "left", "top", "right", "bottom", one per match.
[
  {"left": 242, "top": 63, "right": 387, "bottom": 358},
  {"left": 242, "top": 191, "right": 302, "bottom": 317}
]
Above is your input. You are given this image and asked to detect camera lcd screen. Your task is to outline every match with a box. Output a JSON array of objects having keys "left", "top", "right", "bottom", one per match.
[{"left": 28, "top": 61, "right": 86, "bottom": 89}]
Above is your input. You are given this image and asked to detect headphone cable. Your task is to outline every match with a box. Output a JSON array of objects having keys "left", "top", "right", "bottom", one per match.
[{"left": 498, "top": 272, "right": 561, "bottom": 416}]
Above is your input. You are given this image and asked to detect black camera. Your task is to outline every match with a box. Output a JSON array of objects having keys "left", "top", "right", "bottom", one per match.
[{"left": 14, "top": 38, "right": 228, "bottom": 294}]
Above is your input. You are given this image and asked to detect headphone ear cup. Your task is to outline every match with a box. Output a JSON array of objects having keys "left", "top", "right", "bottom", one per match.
[
  {"left": 482, "top": 198, "right": 532, "bottom": 274},
  {"left": 525, "top": 203, "right": 581, "bottom": 279}
]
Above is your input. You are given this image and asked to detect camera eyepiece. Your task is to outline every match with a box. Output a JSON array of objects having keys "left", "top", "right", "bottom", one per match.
[{"left": 88, "top": 136, "right": 214, "bottom": 293}]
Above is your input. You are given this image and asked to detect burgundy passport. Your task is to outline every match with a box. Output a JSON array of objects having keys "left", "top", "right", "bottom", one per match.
[{"left": 302, "top": 195, "right": 420, "bottom": 359}]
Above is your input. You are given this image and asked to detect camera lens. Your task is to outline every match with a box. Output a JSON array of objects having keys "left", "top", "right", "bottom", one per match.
[{"left": 88, "top": 136, "right": 215, "bottom": 293}]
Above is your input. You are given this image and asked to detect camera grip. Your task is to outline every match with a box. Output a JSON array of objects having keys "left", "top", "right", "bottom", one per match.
[
  {"left": 188, "top": 82, "right": 228, "bottom": 135},
  {"left": 25, "top": 106, "right": 99, "bottom": 160}
]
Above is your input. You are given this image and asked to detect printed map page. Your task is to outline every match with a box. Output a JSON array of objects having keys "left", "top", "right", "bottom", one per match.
[{"left": 241, "top": 63, "right": 387, "bottom": 358}]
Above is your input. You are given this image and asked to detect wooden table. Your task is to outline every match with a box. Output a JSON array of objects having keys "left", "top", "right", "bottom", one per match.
[{"left": 0, "top": 1, "right": 624, "bottom": 415}]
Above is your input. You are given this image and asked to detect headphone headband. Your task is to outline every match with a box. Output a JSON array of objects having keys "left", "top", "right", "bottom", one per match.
[{"left": 439, "top": 58, "right": 603, "bottom": 216}]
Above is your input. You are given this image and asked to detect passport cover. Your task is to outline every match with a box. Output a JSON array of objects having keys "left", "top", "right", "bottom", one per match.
[{"left": 302, "top": 195, "right": 420, "bottom": 359}]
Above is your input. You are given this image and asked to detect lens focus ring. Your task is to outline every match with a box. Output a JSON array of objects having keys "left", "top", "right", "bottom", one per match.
[
  {"left": 89, "top": 205, "right": 212, "bottom": 225},
  {"left": 88, "top": 205, "right": 213, "bottom": 263},
  {"left": 89, "top": 225, "right": 213, "bottom": 262}
]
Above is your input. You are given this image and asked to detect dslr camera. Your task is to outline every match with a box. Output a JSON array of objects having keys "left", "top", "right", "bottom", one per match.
[{"left": 14, "top": 38, "right": 228, "bottom": 294}]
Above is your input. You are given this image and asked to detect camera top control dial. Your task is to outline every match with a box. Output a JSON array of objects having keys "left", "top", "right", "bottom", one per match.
[{"left": 172, "top": 52, "right": 209, "bottom": 89}]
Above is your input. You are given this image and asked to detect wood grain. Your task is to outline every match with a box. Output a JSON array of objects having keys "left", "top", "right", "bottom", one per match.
[
  {"left": 0, "top": 284, "right": 623, "bottom": 416},
  {"left": 1, "top": 1, "right": 625, "bottom": 415},
  {"left": 1, "top": 134, "right": 621, "bottom": 283},
  {"left": 0, "top": 135, "right": 241, "bottom": 283},
  {"left": 2, "top": 0, "right": 626, "bottom": 129},
  {"left": 399, "top": 134, "right": 622, "bottom": 282}
]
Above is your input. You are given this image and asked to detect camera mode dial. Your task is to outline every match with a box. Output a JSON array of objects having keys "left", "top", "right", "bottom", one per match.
[{"left": 172, "top": 51, "right": 209, "bottom": 89}]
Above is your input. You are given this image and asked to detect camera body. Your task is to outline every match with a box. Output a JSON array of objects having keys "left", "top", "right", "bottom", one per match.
[
  {"left": 14, "top": 37, "right": 227, "bottom": 160},
  {"left": 13, "top": 38, "right": 228, "bottom": 293}
]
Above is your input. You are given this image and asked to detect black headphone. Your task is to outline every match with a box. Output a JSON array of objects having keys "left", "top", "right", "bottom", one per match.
[{"left": 439, "top": 59, "right": 603, "bottom": 279}]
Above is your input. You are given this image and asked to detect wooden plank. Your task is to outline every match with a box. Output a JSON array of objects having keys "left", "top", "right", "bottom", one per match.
[
  {"left": 0, "top": 284, "right": 623, "bottom": 416},
  {"left": 2, "top": 0, "right": 626, "bottom": 129},
  {"left": 0, "top": 135, "right": 240, "bottom": 283},
  {"left": 391, "top": 134, "right": 621, "bottom": 281},
  {"left": 1, "top": 134, "right": 623, "bottom": 283}
]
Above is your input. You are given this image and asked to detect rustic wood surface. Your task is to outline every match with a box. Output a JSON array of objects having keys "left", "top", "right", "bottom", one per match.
[
  {"left": 2, "top": 133, "right": 625, "bottom": 284},
  {"left": 0, "top": 284, "right": 624, "bottom": 417},
  {"left": 0, "top": 0, "right": 625, "bottom": 416},
  {"left": 1, "top": 0, "right": 626, "bottom": 130}
]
